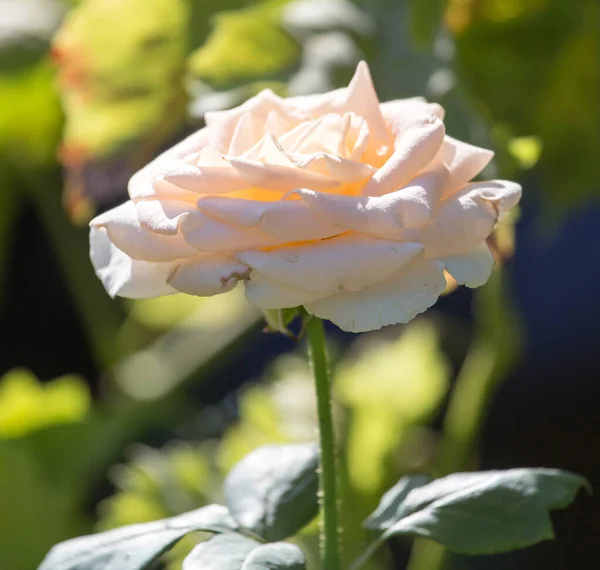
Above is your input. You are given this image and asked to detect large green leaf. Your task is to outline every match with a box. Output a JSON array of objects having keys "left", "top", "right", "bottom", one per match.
[
  {"left": 224, "top": 443, "right": 318, "bottom": 541},
  {"left": 183, "top": 535, "right": 306, "bottom": 570},
  {"left": 188, "top": 0, "right": 300, "bottom": 89},
  {"left": 38, "top": 505, "right": 237, "bottom": 570},
  {"left": 362, "top": 469, "right": 586, "bottom": 557}
]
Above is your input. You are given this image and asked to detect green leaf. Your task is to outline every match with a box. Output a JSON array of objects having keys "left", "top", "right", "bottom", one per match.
[
  {"left": 183, "top": 535, "right": 306, "bottom": 570},
  {"left": 224, "top": 443, "right": 319, "bottom": 541},
  {"left": 241, "top": 543, "right": 306, "bottom": 570},
  {"left": 363, "top": 474, "right": 432, "bottom": 530},
  {"left": 38, "top": 505, "right": 237, "bottom": 570},
  {"left": 188, "top": 0, "right": 300, "bottom": 89},
  {"left": 365, "top": 469, "right": 587, "bottom": 556}
]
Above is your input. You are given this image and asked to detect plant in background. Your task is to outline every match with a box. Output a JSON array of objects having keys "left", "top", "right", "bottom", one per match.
[{"left": 38, "top": 60, "right": 588, "bottom": 570}]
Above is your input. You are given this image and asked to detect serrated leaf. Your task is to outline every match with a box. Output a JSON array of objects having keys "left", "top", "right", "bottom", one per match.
[
  {"left": 364, "top": 474, "right": 432, "bottom": 530},
  {"left": 38, "top": 504, "right": 237, "bottom": 570},
  {"left": 224, "top": 443, "right": 318, "bottom": 541},
  {"left": 184, "top": 535, "right": 306, "bottom": 570},
  {"left": 367, "top": 469, "right": 586, "bottom": 556}
]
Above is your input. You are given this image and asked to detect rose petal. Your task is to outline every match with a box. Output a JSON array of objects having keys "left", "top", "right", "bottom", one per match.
[
  {"left": 293, "top": 168, "right": 447, "bottom": 238},
  {"left": 134, "top": 199, "right": 192, "bottom": 235},
  {"left": 362, "top": 114, "right": 445, "bottom": 197},
  {"left": 180, "top": 210, "right": 282, "bottom": 252},
  {"left": 244, "top": 272, "right": 324, "bottom": 309},
  {"left": 205, "top": 89, "right": 303, "bottom": 152},
  {"left": 128, "top": 128, "right": 213, "bottom": 200},
  {"left": 412, "top": 180, "right": 522, "bottom": 257},
  {"left": 91, "top": 201, "right": 197, "bottom": 262},
  {"left": 228, "top": 156, "right": 339, "bottom": 192},
  {"left": 228, "top": 112, "right": 257, "bottom": 157},
  {"left": 380, "top": 97, "right": 446, "bottom": 124},
  {"left": 338, "top": 61, "right": 390, "bottom": 150},
  {"left": 167, "top": 254, "right": 249, "bottom": 296},
  {"left": 236, "top": 235, "right": 424, "bottom": 296},
  {"left": 442, "top": 242, "right": 495, "bottom": 288},
  {"left": 90, "top": 227, "right": 177, "bottom": 299},
  {"left": 157, "top": 152, "right": 250, "bottom": 195},
  {"left": 436, "top": 136, "right": 495, "bottom": 198},
  {"left": 305, "top": 258, "right": 447, "bottom": 332},
  {"left": 197, "top": 196, "right": 342, "bottom": 241}
]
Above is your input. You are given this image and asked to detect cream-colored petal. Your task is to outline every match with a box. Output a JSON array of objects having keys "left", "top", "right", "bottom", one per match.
[
  {"left": 167, "top": 254, "right": 249, "bottom": 296},
  {"left": 90, "top": 227, "right": 177, "bottom": 299},
  {"left": 205, "top": 89, "right": 301, "bottom": 152},
  {"left": 180, "top": 210, "right": 283, "bottom": 252},
  {"left": 290, "top": 152, "right": 376, "bottom": 182},
  {"left": 293, "top": 168, "right": 446, "bottom": 238},
  {"left": 91, "top": 201, "right": 197, "bottom": 262},
  {"left": 442, "top": 242, "right": 495, "bottom": 288},
  {"left": 436, "top": 137, "right": 495, "bottom": 198},
  {"left": 379, "top": 97, "right": 445, "bottom": 124},
  {"left": 363, "top": 114, "right": 445, "bottom": 197},
  {"left": 237, "top": 235, "right": 424, "bottom": 295},
  {"left": 244, "top": 271, "right": 324, "bottom": 309},
  {"left": 197, "top": 196, "right": 342, "bottom": 241},
  {"left": 128, "top": 128, "right": 213, "bottom": 201},
  {"left": 413, "top": 180, "right": 522, "bottom": 257},
  {"left": 338, "top": 61, "right": 390, "bottom": 149},
  {"left": 156, "top": 157, "right": 249, "bottom": 195},
  {"left": 466, "top": 179, "right": 522, "bottom": 213},
  {"left": 227, "top": 157, "right": 339, "bottom": 192},
  {"left": 305, "top": 258, "right": 447, "bottom": 332},
  {"left": 228, "top": 112, "right": 257, "bottom": 157},
  {"left": 134, "top": 199, "right": 192, "bottom": 236}
]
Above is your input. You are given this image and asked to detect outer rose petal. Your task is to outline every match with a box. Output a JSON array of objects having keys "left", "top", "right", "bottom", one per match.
[
  {"left": 196, "top": 196, "right": 343, "bottom": 242},
  {"left": 180, "top": 210, "right": 283, "bottom": 252},
  {"left": 293, "top": 168, "right": 447, "bottom": 238},
  {"left": 244, "top": 272, "right": 325, "bottom": 309},
  {"left": 413, "top": 180, "right": 522, "bottom": 257},
  {"left": 90, "top": 227, "right": 177, "bottom": 299},
  {"left": 128, "top": 128, "right": 213, "bottom": 201},
  {"left": 434, "top": 136, "right": 495, "bottom": 198},
  {"left": 167, "top": 255, "right": 249, "bottom": 296},
  {"left": 305, "top": 258, "right": 447, "bottom": 332},
  {"left": 379, "top": 97, "right": 446, "bottom": 124},
  {"left": 91, "top": 201, "right": 197, "bottom": 262},
  {"left": 237, "top": 235, "right": 424, "bottom": 295},
  {"left": 442, "top": 242, "right": 495, "bottom": 287}
]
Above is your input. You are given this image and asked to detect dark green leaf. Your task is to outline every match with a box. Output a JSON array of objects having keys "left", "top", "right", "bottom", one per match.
[
  {"left": 376, "top": 469, "right": 587, "bottom": 554},
  {"left": 183, "top": 535, "right": 306, "bottom": 570},
  {"left": 224, "top": 443, "right": 319, "bottom": 541},
  {"left": 364, "top": 474, "right": 432, "bottom": 530},
  {"left": 38, "top": 504, "right": 237, "bottom": 570}
]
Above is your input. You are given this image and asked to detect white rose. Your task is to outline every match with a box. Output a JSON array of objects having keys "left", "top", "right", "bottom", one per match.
[{"left": 90, "top": 62, "right": 521, "bottom": 332}]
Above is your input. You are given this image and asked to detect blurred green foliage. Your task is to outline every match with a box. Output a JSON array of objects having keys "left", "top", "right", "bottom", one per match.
[{"left": 0, "top": 0, "right": 598, "bottom": 569}]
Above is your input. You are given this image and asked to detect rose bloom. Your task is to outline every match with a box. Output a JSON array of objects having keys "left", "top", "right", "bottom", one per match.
[{"left": 90, "top": 62, "right": 521, "bottom": 332}]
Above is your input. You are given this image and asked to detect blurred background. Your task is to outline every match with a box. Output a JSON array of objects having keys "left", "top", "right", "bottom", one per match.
[{"left": 0, "top": 0, "right": 599, "bottom": 569}]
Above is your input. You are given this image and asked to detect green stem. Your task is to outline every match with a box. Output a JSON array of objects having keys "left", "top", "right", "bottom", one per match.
[{"left": 307, "top": 317, "right": 341, "bottom": 570}]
